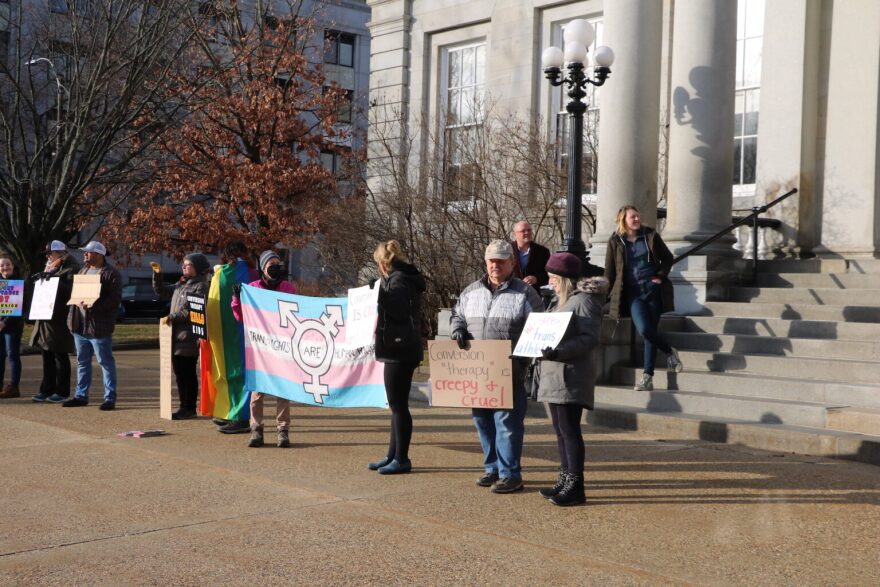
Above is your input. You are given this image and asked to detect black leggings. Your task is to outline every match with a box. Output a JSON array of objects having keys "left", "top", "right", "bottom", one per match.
[
  {"left": 384, "top": 362, "right": 417, "bottom": 462},
  {"left": 40, "top": 350, "right": 71, "bottom": 397},
  {"left": 172, "top": 355, "right": 199, "bottom": 410},
  {"left": 548, "top": 403, "right": 585, "bottom": 475}
]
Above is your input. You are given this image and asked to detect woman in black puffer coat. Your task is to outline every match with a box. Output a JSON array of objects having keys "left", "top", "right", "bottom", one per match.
[{"left": 368, "top": 240, "right": 426, "bottom": 475}]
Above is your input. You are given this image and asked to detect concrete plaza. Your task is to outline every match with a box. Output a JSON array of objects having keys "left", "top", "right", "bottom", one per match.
[{"left": 0, "top": 349, "right": 878, "bottom": 586}]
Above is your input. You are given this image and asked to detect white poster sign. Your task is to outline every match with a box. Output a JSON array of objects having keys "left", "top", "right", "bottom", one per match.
[
  {"left": 512, "top": 311, "right": 573, "bottom": 358},
  {"left": 28, "top": 278, "right": 61, "bottom": 321},
  {"left": 345, "top": 284, "right": 380, "bottom": 348}
]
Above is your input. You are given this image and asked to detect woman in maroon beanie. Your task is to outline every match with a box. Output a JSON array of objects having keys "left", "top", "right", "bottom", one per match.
[{"left": 536, "top": 252, "right": 607, "bottom": 506}]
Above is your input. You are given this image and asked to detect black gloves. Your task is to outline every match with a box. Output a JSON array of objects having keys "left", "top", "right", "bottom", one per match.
[
  {"left": 541, "top": 346, "right": 558, "bottom": 361},
  {"left": 368, "top": 278, "right": 378, "bottom": 289},
  {"left": 232, "top": 282, "right": 241, "bottom": 297},
  {"left": 451, "top": 329, "right": 473, "bottom": 350}
]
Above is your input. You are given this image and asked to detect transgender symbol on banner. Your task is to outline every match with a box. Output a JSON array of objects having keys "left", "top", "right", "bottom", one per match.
[
  {"left": 278, "top": 300, "right": 343, "bottom": 403},
  {"left": 241, "top": 285, "right": 386, "bottom": 409}
]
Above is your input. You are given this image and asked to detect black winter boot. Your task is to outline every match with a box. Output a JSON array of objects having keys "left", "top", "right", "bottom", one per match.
[
  {"left": 539, "top": 471, "right": 568, "bottom": 499},
  {"left": 549, "top": 473, "right": 585, "bottom": 507},
  {"left": 247, "top": 426, "right": 264, "bottom": 448}
]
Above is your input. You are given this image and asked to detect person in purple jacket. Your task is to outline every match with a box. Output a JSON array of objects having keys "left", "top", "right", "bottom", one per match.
[{"left": 231, "top": 250, "right": 297, "bottom": 448}]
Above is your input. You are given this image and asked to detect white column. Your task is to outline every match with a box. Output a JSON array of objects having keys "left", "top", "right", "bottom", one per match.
[
  {"left": 590, "top": 0, "right": 663, "bottom": 269},
  {"left": 815, "top": 0, "right": 880, "bottom": 259},
  {"left": 663, "top": 0, "right": 738, "bottom": 256}
]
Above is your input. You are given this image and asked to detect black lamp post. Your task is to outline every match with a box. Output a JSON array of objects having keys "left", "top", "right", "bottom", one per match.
[{"left": 542, "top": 20, "right": 614, "bottom": 271}]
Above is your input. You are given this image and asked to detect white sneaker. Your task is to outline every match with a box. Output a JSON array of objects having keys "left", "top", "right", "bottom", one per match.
[
  {"left": 667, "top": 348, "right": 683, "bottom": 373},
  {"left": 634, "top": 373, "right": 653, "bottom": 391}
]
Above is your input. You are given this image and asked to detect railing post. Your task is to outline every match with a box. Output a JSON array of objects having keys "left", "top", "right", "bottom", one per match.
[{"left": 752, "top": 206, "right": 760, "bottom": 285}]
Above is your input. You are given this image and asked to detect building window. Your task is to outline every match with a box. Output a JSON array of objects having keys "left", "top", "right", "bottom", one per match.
[
  {"left": 733, "top": 0, "right": 764, "bottom": 188},
  {"left": 325, "top": 31, "right": 355, "bottom": 68},
  {"left": 320, "top": 148, "right": 350, "bottom": 177},
  {"left": 442, "top": 42, "right": 486, "bottom": 202},
  {"left": 49, "top": 0, "right": 88, "bottom": 14},
  {"left": 555, "top": 17, "right": 602, "bottom": 196},
  {"left": 323, "top": 86, "right": 353, "bottom": 124}
]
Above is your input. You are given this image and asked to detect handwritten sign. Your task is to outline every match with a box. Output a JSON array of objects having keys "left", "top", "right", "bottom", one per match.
[
  {"left": 67, "top": 274, "right": 101, "bottom": 306},
  {"left": 159, "top": 321, "right": 173, "bottom": 420},
  {"left": 0, "top": 280, "right": 25, "bottom": 317},
  {"left": 512, "top": 311, "right": 573, "bottom": 358},
  {"left": 187, "top": 293, "right": 207, "bottom": 339},
  {"left": 428, "top": 340, "right": 513, "bottom": 409},
  {"left": 345, "top": 284, "right": 379, "bottom": 347},
  {"left": 29, "top": 278, "right": 60, "bottom": 320}
]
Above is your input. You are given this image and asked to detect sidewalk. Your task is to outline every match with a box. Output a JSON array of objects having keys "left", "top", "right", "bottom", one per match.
[{"left": 0, "top": 349, "right": 878, "bottom": 586}]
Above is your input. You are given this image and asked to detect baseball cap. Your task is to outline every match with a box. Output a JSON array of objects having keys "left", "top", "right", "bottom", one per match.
[
  {"left": 45, "top": 240, "right": 67, "bottom": 252},
  {"left": 484, "top": 239, "right": 513, "bottom": 260},
  {"left": 80, "top": 241, "right": 107, "bottom": 256}
]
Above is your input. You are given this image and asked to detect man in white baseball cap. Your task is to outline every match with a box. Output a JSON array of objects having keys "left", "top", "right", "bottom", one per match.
[{"left": 64, "top": 240, "right": 122, "bottom": 410}]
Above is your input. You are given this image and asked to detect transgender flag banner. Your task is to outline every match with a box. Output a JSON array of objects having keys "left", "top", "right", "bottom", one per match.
[{"left": 240, "top": 285, "right": 387, "bottom": 408}]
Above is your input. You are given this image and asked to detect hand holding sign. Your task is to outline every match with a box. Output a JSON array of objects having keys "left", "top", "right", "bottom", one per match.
[
  {"left": 428, "top": 340, "right": 513, "bottom": 409},
  {"left": 512, "top": 312, "right": 573, "bottom": 358}
]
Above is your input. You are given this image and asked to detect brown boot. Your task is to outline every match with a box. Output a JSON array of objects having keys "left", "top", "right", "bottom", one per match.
[{"left": 0, "top": 384, "right": 20, "bottom": 399}]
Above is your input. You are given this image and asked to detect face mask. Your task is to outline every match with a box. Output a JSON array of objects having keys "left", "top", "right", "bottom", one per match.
[{"left": 266, "top": 264, "right": 287, "bottom": 280}]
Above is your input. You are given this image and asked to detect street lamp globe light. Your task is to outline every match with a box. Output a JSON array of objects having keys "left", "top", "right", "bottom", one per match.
[{"left": 543, "top": 20, "right": 613, "bottom": 273}]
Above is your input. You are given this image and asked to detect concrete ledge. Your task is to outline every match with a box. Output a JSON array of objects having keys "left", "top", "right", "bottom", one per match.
[{"left": 587, "top": 404, "right": 880, "bottom": 466}]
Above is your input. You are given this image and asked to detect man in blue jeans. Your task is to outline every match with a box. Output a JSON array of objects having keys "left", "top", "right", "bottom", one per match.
[
  {"left": 63, "top": 241, "right": 122, "bottom": 411},
  {"left": 449, "top": 240, "right": 544, "bottom": 494}
]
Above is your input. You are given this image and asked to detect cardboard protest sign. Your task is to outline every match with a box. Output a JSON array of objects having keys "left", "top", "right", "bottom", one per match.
[
  {"left": 187, "top": 293, "right": 207, "bottom": 339},
  {"left": 345, "top": 284, "right": 379, "bottom": 348},
  {"left": 28, "top": 278, "right": 60, "bottom": 320},
  {"left": 428, "top": 340, "right": 513, "bottom": 409},
  {"left": 67, "top": 274, "right": 101, "bottom": 306},
  {"left": 159, "top": 321, "right": 173, "bottom": 420},
  {"left": 512, "top": 311, "right": 573, "bottom": 358},
  {"left": 0, "top": 280, "right": 25, "bottom": 317}
]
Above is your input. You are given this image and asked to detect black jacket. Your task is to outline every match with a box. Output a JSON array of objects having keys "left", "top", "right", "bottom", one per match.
[
  {"left": 374, "top": 261, "right": 426, "bottom": 365},
  {"left": 511, "top": 240, "right": 551, "bottom": 290}
]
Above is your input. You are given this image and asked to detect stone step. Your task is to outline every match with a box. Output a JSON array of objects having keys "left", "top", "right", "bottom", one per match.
[
  {"left": 727, "top": 286, "right": 880, "bottom": 305},
  {"left": 610, "top": 365, "right": 880, "bottom": 409},
  {"left": 663, "top": 315, "right": 880, "bottom": 341},
  {"left": 672, "top": 348, "right": 880, "bottom": 385},
  {"left": 662, "top": 331, "right": 880, "bottom": 361},
  {"left": 588, "top": 404, "right": 880, "bottom": 466},
  {"left": 755, "top": 272, "right": 880, "bottom": 289},
  {"left": 703, "top": 301, "right": 880, "bottom": 322},
  {"left": 594, "top": 385, "right": 839, "bottom": 428},
  {"left": 826, "top": 407, "right": 880, "bottom": 436},
  {"left": 755, "top": 258, "right": 849, "bottom": 274}
]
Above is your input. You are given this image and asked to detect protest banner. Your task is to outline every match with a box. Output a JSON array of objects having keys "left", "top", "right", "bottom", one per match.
[
  {"left": 0, "top": 280, "right": 25, "bottom": 317},
  {"left": 345, "top": 284, "right": 379, "bottom": 348},
  {"left": 187, "top": 293, "right": 207, "bottom": 339},
  {"left": 159, "top": 321, "right": 173, "bottom": 420},
  {"left": 67, "top": 274, "right": 101, "bottom": 306},
  {"left": 28, "top": 278, "right": 60, "bottom": 320},
  {"left": 240, "top": 285, "right": 387, "bottom": 408},
  {"left": 512, "top": 311, "right": 573, "bottom": 358},
  {"left": 427, "top": 340, "right": 513, "bottom": 409}
]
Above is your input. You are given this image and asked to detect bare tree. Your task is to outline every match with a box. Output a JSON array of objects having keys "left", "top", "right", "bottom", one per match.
[{"left": 0, "top": 0, "right": 199, "bottom": 272}]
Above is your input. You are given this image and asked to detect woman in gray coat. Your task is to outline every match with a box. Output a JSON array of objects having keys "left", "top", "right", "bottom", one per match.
[{"left": 537, "top": 252, "right": 607, "bottom": 507}]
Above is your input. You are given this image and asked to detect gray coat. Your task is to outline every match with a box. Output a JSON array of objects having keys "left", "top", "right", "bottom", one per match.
[
  {"left": 536, "top": 278, "right": 606, "bottom": 409},
  {"left": 153, "top": 272, "right": 209, "bottom": 357}
]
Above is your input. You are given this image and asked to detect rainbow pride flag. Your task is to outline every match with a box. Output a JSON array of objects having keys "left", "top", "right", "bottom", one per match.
[
  {"left": 199, "top": 260, "right": 252, "bottom": 419},
  {"left": 240, "top": 285, "right": 386, "bottom": 408}
]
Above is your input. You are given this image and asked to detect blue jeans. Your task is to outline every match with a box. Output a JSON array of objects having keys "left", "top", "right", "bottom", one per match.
[
  {"left": 626, "top": 282, "right": 672, "bottom": 375},
  {"left": 0, "top": 331, "right": 22, "bottom": 385},
  {"left": 471, "top": 387, "right": 528, "bottom": 480},
  {"left": 73, "top": 334, "right": 117, "bottom": 403}
]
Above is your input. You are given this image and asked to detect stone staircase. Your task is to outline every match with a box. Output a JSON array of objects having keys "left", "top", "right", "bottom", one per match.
[{"left": 591, "top": 258, "right": 880, "bottom": 465}]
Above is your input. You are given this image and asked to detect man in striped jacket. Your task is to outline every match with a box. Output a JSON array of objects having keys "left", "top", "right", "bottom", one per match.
[{"left": 450, "top": 239, "right": 543, "bottom": 494}]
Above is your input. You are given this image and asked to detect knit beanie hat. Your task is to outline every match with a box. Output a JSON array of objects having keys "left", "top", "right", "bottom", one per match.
[
  {"left": 185, "top": 253, "right": 211, "bottom": 275},
  {"left": 259, "top": 250, "right": 281, "bottom": 272},
  {"left": 545, "top": 252, "right": 582, "bottom": 279}
]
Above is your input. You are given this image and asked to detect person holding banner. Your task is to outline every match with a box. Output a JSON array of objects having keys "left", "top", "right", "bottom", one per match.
[
  {"left": 450, "top": 240, "right": 543, "bottom": 494},
  {"left": 0, "top": 254, "right": 25, "bottom": 398},
  {"left": 368, "top": 240, "right": 426, "bottom": 475},
  {"left": 30, "top": 241, "right": 80, "bottom": 403},
  {"left": 536, "top": 252, "right": 607, "bottom": 507},
  {"left": 64, "top": 241, "right": 123, "bottom": 410},
  {"left": 605, "top": 206, "right": 682, "bottom": 393},
  {"left": 231, "top": 250, "right": 296, "bottom": 448},
  {"left": 151, "top": 254, "right": 211, "bottom": 420}
]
